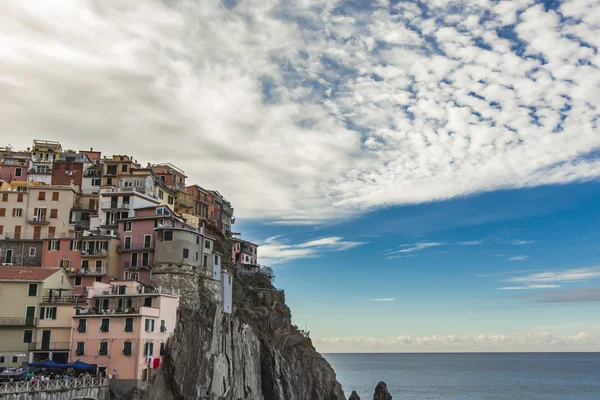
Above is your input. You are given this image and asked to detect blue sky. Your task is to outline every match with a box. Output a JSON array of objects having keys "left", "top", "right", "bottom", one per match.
[
  {"left": 238, "top": 181, "right": 600, "bottom": 351},
  {"left": 2, "top": 0, "right": 599, "bottom": 351}
]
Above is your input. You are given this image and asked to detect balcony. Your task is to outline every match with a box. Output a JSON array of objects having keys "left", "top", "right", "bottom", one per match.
[
  {"left": 28, "top": 342, "right": 70, "bottom": 351},
  {"left": 41, "top": 295, "right": 87, "bottom": 305},
  {"left": 75, "top": 307, "right": 140, "bottom": 316},
  {"left": 84, "top": 169, "right": 102, "bottom": 178},
  {"left": 28, "top": 168, "right": 52, "bottom": 175},
  {"left": 123, "top": 261, "right": 151, "bottom": 271},
  {"left": 0, "top": 317, "right": 37, "bottom": 327},
  {"left": 70, "top": 267, "right": 106, "bottom": 276},
  {"left": 118, "top": 243, "right": 154, "bottom": 253},
  {"left": 81, "top": 249, "right": 108, "bottom": 258},
  {"left": 28, "top": 216, "right": 49, "bottom": 225},
  {"left": 101, "top": 202, "right": 131, "bottom": 211}
]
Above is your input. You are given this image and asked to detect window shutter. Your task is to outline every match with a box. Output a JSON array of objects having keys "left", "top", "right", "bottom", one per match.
[
  {"left": 145, "top": 319, "right": 149, "bottom": 331},
  {"left": 52, "top": 307, "right": 57, "bottom": 319},
  {"left": 48, "top": 241, "right": 52, "bottom": 251},
  {"left": 56, "top": 241, "right": 60, "bottom": 251},
  {"left": 40, "top": 307, "right": 45, "bottom": 319}
]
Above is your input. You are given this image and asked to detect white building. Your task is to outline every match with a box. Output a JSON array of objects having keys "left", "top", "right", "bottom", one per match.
[{"left": 90, "top": 188, "right": 160, "bottom": 235}]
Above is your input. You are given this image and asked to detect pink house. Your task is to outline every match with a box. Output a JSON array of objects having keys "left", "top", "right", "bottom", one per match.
[
  {"left": 116, "top": 206, "right": 192, "bottom": 284},
  {"left": 70, "top": 280, "right": 179, "bottom": 383},
  {"left": 232, "top": 238, "right": 259, "bottom": 266}
]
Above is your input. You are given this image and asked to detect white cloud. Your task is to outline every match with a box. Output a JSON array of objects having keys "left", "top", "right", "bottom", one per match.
[
  {"left": 457, "top": 240, "right": 484, "bottom": 245},
  {"left": 388, "top": 242, "right": 444, "bottom": 256},
  {"left": 315, "top": 331, "right": 599, "bottom": 352},
  {"left": 259, "top": 236, "right": 364, "bottom": 265},
  {"left": 513, "top": 240, "right": 535, "bottom": 245},
  {"left": 506, "top": 267, "right": 600, "bottom": 283},
  {"left": 369, "top": 298, "right": 395, "bottom": 302},
  {"left": 497, "top": 284, "right": 560, "bottom": 290},
  {"left": 1, "top": 1, "right": 600, "bottom": 222},
  {"left": 509, "top": 255, "right": 529, "bottom": 261}
]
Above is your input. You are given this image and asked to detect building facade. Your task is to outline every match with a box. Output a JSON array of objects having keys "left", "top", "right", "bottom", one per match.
[
  {"left": 70, "top": 281, "right": 179, "bottom": 382},
  {"left": 232, "top": 238, "right": 259, "bottom": 267}
]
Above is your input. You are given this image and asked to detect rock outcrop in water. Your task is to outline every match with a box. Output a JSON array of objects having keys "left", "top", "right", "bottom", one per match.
[
  {"left": 124, "top": 229, "right": 345, "bottom": 400},
  {"left": 348, "top": 391, "right": 361, "bottom": 400},
  {"left": 373, "top": 381, "right": 392, "bottom": 400}
]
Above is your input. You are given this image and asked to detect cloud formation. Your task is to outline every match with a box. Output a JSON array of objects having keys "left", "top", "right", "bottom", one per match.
[
  {"left": 497, "top": 284, "right": 559, "bottom": 290},
  {"left": 457, "top": 240, "right": 484, "bottom": 245},
  {"left": 1, "top": 1, "right": 600, "bottom": 222},
  {"left": 513, "top": 240, "right": 535, "bottom": 245},
  {"left": 509, "top": 255, "right": 529, "bottom": 261},
  {"left": 259, "top": 236, "right": 364, "bottom": 264},
  {"left": 507, "top": 267, "right": 600, "bottom": 283},
  {"left": 314, "top": 331, "right": 599, "bottom": 352},
  {"left": 369, "top": 298, "right": 395, "bottom": 302}
]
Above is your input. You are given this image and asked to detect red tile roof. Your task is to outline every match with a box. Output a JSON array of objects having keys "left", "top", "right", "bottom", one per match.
[{"left": 0, "top": 267, "right": 60, "bottom": 282}]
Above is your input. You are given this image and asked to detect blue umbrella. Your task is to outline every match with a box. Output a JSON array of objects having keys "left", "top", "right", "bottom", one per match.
[{"left": 69, "top": 360, "right": 95, "bottom": 371}]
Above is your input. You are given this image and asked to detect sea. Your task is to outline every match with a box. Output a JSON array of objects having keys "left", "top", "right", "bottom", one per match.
[{"left": 323, "top": 353, "right": 600, "bottom": 400}]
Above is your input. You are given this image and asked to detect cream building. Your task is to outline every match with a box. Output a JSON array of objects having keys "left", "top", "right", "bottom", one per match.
[{"left": 0, "top": 267, "right": 75, "bottom": 367}]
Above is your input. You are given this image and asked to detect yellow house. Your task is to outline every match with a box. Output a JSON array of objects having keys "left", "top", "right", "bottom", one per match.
[
  {"left": 31, "top": 140, "right": 62, "bottom": 163},
  {"left": 0, "top": 267, "right": 78, "bottom": 367}
]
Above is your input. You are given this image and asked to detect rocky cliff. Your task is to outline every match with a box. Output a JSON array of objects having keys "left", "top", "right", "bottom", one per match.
[{"left": 127, "top": 234, "right": 345, "bottom": 400}]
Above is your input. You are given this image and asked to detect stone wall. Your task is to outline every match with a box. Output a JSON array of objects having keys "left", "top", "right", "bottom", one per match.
[
  {"left": 0, "top": 240, "right": 43, "bottom": 266},
  {"left": 0, "top": 386, "right": 109, "bottom": 400}
]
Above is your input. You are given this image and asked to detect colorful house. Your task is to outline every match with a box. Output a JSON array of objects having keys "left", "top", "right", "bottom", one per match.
[
  {"left": 70, "top": 280, "right": 179, "bottom": 382},
  {"left": 232, "top": 238, "right": 259, "bottom": 268}
]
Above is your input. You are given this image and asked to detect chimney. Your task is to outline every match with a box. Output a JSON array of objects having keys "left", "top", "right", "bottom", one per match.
[{"left": 90, "top": 147, "right": 93, "bottom": 152}]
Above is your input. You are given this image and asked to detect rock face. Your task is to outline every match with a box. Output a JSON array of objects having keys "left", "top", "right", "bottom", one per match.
[
  {"left": 348, "top": 391, "right": 361, "bottom": 400},
  {"left": 127, "top": 260, "right": 345, "bottom": 400},
  {"left": 373, "top": 381, "right": 392, "bottom": 400}
]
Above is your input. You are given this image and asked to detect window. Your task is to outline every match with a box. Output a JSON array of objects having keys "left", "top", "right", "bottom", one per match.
[
  {"left": 12, "top": 208, "right": 22, "bottom": 217},
  {"left": 0, "top": 208, "right": 5, "bottom": 217},
  {"left": 49, "top": 240, "right": 60, "bottom": 251},
  {"left": 163, "top": 231, "right": 173, "bottom": 241},
  {"left": 38, "top": 191, "right": 46, "bottom": 200},
  {"left": 23, "top": 330, "right": 33, "bottom": 343},
  {"left": 95, "top": 260, "right": 103, "bottom": 272},
  {"left": 15, "top": 168, "right": 22, "bottom": 177},
  {"left": 158, "top": 190, "right": 164, "bottom": 200},
  {"left": 122, "top": 164, "right": 128, "bottom": 172},
  {"left": 95, "top": 276, "right": 102, "bottom": 282},
  {"left": 144, "top": 235, "right": 151, "bottom": 248},
  {"left": 28, "top": 247, "right": 36, "bottom": 257},
  {"left": 75, "top": 276, "right": 82, "bottom": 286},
  {"left": 0, "top": 356, "right": 4, "bottom": 364},
  {"left": 203, "top": 254, "right": 208, "bottom": 268},
  {"left": 99, "top": 341, "right": 108, "bottom": 355},
  {"left": 92, "top": 178, "right": 101, "bottom": 186},
  {"left": 50, "top": 209, "right": 58, "bottom": 218},
  {"left": 1, "top": 193, "right": 7, "bottom": 202},
  {"left": 145, "top": 319, "right": 155, "bottom": 332},
  {"left": 160, "top": 342, "right": 166, "bottom": 356},
  {"left": 12, "top": 356, "right": 18, "bottom": 364},
  {"left": 142, "top": 252, "right": 149, "bottom": 266},
  {"left": 168, "top": 195, "right": 174, "bottom": 205},
  {"left": 48, "top": 227, "right": 55, "bottom": 237},
  {"left": 75, "top": 342, "right": 85, "bottom": 356},
  {"left": 124, "top": 236, "right": 131, "bottom": 249},
  {"left": 125, "top": 318, "right": 134, "bottom": 332},
  {"left": 81, "top": 259, "right": 89, "bottom": 269},
  {"left": 52, "top": 192, "right": 59, "bottom": 201},
  {"left": 183, "top": 248, "right": 189, "bottom": 259},
  {"left": 17, "top": 193, "right": 23, "bottom": 202},
  {"left": 122, "top": 195, "right": 130, "bottom": 204},
  {"left": 40, "top": 307, "right": 57, "bottom": 320},
  {"left": 130, "top": 272, "right": 139, "bottom": 281},
  {"left": 160, "top": 320, "right": 167, "bottom": 333},
  {"left": 17, "top": 186, "right": 26, "bottom": 192},
  {"left": 196, "top": 252, "right": 199, "bottom": 261},
  {"left": 205, "top": 240, "right": 211, "bottom": 249},
  {"left": 28, "top": 283, "right": 38, "bottom": 297},
  {"left": 0, "top": 226, "right": 3, "bottom": 235},
  {"left": 144, "top": 297, "right": 153, "bottom": 307},
  {"left": 124, "top": 221, "right": 132, "bottom": 232},
  {"left": 100, "top": 318, "right": 110, "bottom": 332},
  {"left": 4, "top": 249, "right": 12, "bottom": 264},
  {"left": 107, "top": 165, "right": 117, "bottom": 175},
  {"left": 144, "top": 342, "right": 154, "bottom": 356},
  {"left": 106, "top": 177, "right": 113, "bottom": 185},
  {"left": 196, "top": 236, "right": 200, "bottom": 245},
  {"left": 131, "top": 253, "right": 138, "bottom": 267},
  {"left": 77, "top": 319, "right": 87, "bottom": 333},
  {"left": 123, "top": 341, "right": 132, "bottom": 356}
]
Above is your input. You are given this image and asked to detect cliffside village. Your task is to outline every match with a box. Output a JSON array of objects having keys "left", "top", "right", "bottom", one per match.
[{"left": 0, "top": 140, "right": 261, "bottom": 384}]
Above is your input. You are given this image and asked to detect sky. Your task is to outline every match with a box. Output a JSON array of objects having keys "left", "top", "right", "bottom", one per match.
[{"left": 1, "top": 0, "right": 599, "bottom": 352}]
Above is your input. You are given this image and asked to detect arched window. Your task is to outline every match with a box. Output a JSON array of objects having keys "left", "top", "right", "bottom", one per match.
[{"left": 131, "top": 272, "right": 139, "bottom": 281}]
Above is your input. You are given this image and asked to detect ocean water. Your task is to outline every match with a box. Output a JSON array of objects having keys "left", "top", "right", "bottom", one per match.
[{"left": 323, "top": 353, "right": 600, "bottom": 400}]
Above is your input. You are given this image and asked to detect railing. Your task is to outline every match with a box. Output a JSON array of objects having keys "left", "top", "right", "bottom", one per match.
[
  {"left": 2, "top": 232, "right": 67, "bottom": 240},
  {"left": 118, "top": 243, "right": 154, "bottom": 252},
  {"left": 101, "top": 202, "right": 131, "bottom": 210},
  {"left": 83, "top": 170, "right": 102, "bottom": 178},
  {"left": 28, "top": 216, "right": 49, "bottom": 224},
  {"left": 70, "top": 267, "right": 106, "bottom": 276},
  {"left": 81, "top": 249, "right": 108, "bottom": 257},
  {"left": 0, "top": 377, "right": 108, "bottom": 394},
  {"left": 28, "top": 168, "right": 52, "bottom": 174},
  {"left": 41, "top": 296, "right": 87, "bottom": 304},
  {"left": 0, "top": 318, "right": 37, "bottom": 327},
  {"left": 76, "top": 307, "right": 140, "bottom": 316},
  {"left": 28, "top": 342, "right": 70, "bottom": 351}
]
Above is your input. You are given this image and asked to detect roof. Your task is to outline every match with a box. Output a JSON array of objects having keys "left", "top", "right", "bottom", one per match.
[
  {"left": 0, "top": 267, "right": 60, "bottom": 282},
  {"left": 233, "top": 238, "right": 259, "bottom": 246}
]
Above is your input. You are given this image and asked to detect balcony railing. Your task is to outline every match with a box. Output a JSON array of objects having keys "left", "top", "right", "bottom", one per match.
[
  {"left": 75, "top": 307, "right": 140, "bottom": 316},
  {"left": 2, "top": 232, "right": 68, "bottom": 241},
  {"left": 28, "top": 342, "right": 70, "bottom": 351},
  {"left": 28, "top": 216, "right": 49, "bottom": 225},
  {"left": 0, "top": 317, "right": 37, "bottom": 327},
  {"left": 41, "top": 296, "right": 87, "bottom": 305},
  {"left": 0, "top": 377, "right": 109, "bottom": 394},
  {"left": 101, "top": 203, "right": 131, "bottom": 211},
  {"left": 118, "top": 243, "right": 154, "bottom": 253},
  {"left": 69, "top": 267, "right": 106, "bottom": 276},
  {"left": 80, "top": 249, "right": 108, "bottom": 258}
]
